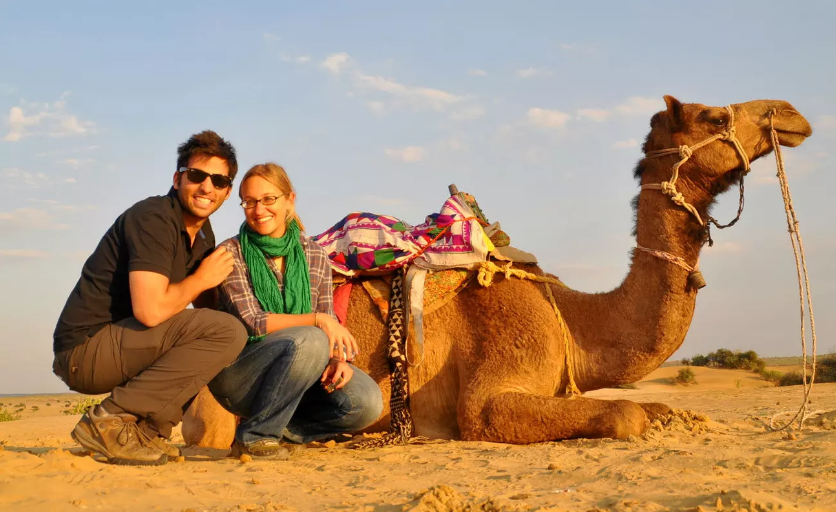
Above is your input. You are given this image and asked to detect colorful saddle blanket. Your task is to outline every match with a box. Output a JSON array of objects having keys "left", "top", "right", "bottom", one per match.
[{"left": 312, "top": 195, "right": 495, "bottom": 276}]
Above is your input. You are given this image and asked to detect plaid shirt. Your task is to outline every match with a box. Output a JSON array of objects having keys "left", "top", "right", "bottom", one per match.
[{"left": 218, "top": 235, "right": 335, "bottom": 338}]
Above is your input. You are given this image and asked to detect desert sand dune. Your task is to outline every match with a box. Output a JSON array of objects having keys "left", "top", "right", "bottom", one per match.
[{"left": 1, "top": 368, "right": 834, "bottom": 511}]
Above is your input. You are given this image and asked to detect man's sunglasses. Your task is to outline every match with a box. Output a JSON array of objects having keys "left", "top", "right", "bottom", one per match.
[{"left": 177, "top": 167, "right": 233, "bottom": 190}]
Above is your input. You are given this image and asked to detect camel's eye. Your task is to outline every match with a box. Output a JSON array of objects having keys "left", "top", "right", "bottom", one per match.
[{"left": 711, "top": 117, "right": 727, "bottom": 127}]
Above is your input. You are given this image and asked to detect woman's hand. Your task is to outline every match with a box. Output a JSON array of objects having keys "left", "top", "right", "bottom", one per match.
[
  {"left": 317, "top": 314, "right": 359, "bottom": 362},
  {"left": 320, "top": 359, "right": 354, "bottom": 393}
]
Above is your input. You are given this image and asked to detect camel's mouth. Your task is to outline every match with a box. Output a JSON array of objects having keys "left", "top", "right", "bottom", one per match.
[{"left": 771, "top": 109, "right": 813, "bottom": 148}]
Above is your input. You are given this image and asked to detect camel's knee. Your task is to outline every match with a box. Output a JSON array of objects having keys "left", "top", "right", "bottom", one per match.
[
  {"left": 604, "top": 400, "right": 649, "bottom": 439},
  {"left": 182, "top": 386, "right": 237, "bottom": 449},
  {"left": 639, "top": 402, "right": 673, "bottom": 423}
]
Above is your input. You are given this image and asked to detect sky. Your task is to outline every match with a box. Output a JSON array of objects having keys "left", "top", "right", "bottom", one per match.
[{"left": 0, "top": 1, "right": 834, "bottom": 394}]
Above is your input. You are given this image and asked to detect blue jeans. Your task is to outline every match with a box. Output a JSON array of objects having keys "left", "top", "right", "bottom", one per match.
[{"left": 207, "top": 326, "right": 383, "bottom": 445}]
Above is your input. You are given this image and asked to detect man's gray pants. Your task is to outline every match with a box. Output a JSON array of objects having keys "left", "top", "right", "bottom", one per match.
[{"left": 53, "top": 309, "right": 247, "bottom": 438}]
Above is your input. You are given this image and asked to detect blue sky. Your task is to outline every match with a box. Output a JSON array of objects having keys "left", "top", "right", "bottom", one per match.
[{"left": 1, "top": 1, "right": 834, "bottom": 393}]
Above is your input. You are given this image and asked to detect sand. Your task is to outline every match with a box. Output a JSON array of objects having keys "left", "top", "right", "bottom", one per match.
[{"left": 1, "top": 367, "right": 835, "bottom": 512}]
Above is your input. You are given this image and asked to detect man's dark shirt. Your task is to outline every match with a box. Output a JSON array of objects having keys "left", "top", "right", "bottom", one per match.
[{"left": 53, "top": 188, "right": 215, "bottom": 353}]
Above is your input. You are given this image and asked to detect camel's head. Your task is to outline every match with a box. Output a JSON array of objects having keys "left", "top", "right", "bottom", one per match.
[{"left": 640, "top": 96, "right": 812, "bottom": 189}]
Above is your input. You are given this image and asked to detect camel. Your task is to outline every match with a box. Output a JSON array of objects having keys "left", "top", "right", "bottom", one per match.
[{"left": 183, "top": 96, "right": 813, "bottom": 448}]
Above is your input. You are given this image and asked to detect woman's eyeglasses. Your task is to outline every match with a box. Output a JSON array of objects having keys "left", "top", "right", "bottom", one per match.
[
  {"left": 177, "top": 167, "right": 233, "bottom": 190},
  {"left": 240, "top": 195, "right": 285, "bottom": 209}
]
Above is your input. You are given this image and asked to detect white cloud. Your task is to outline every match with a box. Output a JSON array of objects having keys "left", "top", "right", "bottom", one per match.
[
  {"left": 0, "top": 207, "right": 70, "bottom": 231},
  {"left": 320, "top": 52, "right": 476, "bottom": 116},
  {"left": 611, "top": 138, "right": 639, "bottom": 149},
  {"left": 516, "top": 67, "right": 549, "bottom": 79},
  {"left": 354, "top": 72, "right": 461, "bottom": 111},
  {"left": 321, "top": 52, "right": 351, "bottom": 75},
  {"left": 616, "top": 96, "right": 662, "bottom": 116},
  {"left": 467, "top": 69, "right": 487, "bottom": 76},
  {"left": 5, "top": 107, "right": 41, "bottom": 142},
  {"left": 577, "top": 108, "right": 611, "bottom": 122},
  {"left": 262, "top": 33, "right": 280, "bottom": 43},
  {"left": 366, "top": 101, "right": 386, "bottom": 114},
  {"left": 573, "top": 96, "right": 663, "bottom": 125},
  {"left": 5, "top": 93, "right": 95, "bottom": 142},
  {"left": 3, "top": 167, "right": 77, "bottom": 188},
  {"left": 62, "top": 158, "right": 94, "bottom": 170},
  {"left": 384, "top": 146, "right": 426, "bottom": 163},
  {"left": 527, "top": 107, "right": 570, "bottom": 129},
  {"left": 0, "top": 249, "right": 50, "bottom": 259},
  {"left": 449, "top": 105, "right": 485, "bottom": 121}
]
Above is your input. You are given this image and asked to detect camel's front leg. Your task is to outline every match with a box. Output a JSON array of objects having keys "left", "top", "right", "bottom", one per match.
[{"left": 460, "top": 391, "right": 649, "bottom": 444}]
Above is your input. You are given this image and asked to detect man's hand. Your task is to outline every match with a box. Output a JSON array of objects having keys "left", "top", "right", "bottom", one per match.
[
  {"left": 193, "top": 246, "right": 235, "bottom": 290},
  {"left": 320, "top": 360, "right": 354, "bottom": 392},
  {"left": 129, "top": 247, "right": 233, "bottom": 328},
  {"left": 317, "top": 314, "right": 359, "bottom": 362}
]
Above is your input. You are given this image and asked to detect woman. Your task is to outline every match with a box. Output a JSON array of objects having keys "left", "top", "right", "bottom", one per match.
[{"left": 209, "top": 162, "right": 383, "bottom": 460}]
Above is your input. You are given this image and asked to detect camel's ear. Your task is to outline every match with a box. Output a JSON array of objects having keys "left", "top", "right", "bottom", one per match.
[{"left": 663, "top": 95, "right": 684, "bottom": 132}]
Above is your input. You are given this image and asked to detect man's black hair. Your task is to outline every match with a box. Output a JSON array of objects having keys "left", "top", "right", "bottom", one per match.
[{"left": 176, "top": 130, "right": 238, "bottom": 180}]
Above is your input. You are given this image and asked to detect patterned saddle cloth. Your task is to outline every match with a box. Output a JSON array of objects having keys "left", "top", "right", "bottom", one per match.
[
  {"left": 321, "top": 191, "right": 539, "bottom": 364},
  {"left": 312, "top": 194, "right": 495, "bottom": 276}
]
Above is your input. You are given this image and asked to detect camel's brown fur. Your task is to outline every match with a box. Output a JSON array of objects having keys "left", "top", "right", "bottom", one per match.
[{"left": 182, "top": 97, "right": 812, "bottom": 448}]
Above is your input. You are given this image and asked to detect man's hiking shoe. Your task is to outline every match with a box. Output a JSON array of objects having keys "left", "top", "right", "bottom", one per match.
[
  {"left": 150, "top": 436, "right": 181, "bottom": 458},
  {"left": 230, "top": 438, "right": 290, "bottom": 461},
  {"left": 71, "top": 406, "right": 167, "bottom": 466}
]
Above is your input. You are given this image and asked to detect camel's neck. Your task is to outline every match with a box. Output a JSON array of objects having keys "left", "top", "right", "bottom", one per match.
[{"left": 558, "top": 168, "right": 710, "bottom": 391}]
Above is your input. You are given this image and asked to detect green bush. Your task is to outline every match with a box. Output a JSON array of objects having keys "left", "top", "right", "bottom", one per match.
[
  {"left": 779, "top": 371, "right": 804, "bottom": 386},
  {"left": 681, "top": 350, "right": 836, "bottom": 386},
  {"left": 819, "top": 355, "right": 836, "bottom": 382},
  {"left": 63, "top": 397, "right": 103, "bottom": 415},
  {"left": 675, "top": 367, "right": 697, "bottom": 385},
  {"left": 759, "top": 370, "right": 783, "bottom": 383},
  {"left": 778, "top": 354, "right": 836, "bottom": 386},
  {"left": 690, "top": 354, "right": 709, "bottom": 367},
  {"left": 0, "top": 408, "right": 20, "bottom": 422}
]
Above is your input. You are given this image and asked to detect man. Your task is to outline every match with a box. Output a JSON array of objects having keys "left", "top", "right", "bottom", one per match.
[{"left": 53, "top": 131, "right": 248, "bottom": 466}]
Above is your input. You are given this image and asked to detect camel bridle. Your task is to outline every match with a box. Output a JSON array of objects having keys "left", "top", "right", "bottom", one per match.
[
  {"left": 637, "top": 105, "right": 752, "bottom": 289},
  {"left": 640, "top": 106, "right": 819, "bottom": 433}
]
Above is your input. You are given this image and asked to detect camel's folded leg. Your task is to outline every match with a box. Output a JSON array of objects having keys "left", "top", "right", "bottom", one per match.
[
  {"left": 182, "top": 386, "right": 237, "bottom": 450},
  {"left": 461, "top": 391, "right": 649, "bottom": 444},
  {"left": 638, "top": 402, "right": 673, "bottom": 422}
]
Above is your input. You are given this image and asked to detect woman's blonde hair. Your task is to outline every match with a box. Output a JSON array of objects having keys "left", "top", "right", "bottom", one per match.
[{"left": 240, "top": 162, "right": 305, "bottom": 232}]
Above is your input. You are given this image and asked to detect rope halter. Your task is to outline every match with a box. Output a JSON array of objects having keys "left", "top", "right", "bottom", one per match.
[{"left": 643, "top": 105, "right": 751, "bottom": 227}]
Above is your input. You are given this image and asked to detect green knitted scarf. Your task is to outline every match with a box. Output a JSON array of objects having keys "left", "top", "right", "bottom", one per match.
[{"left": 239, "top": 219, "right": 311, "bottom": 343}]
